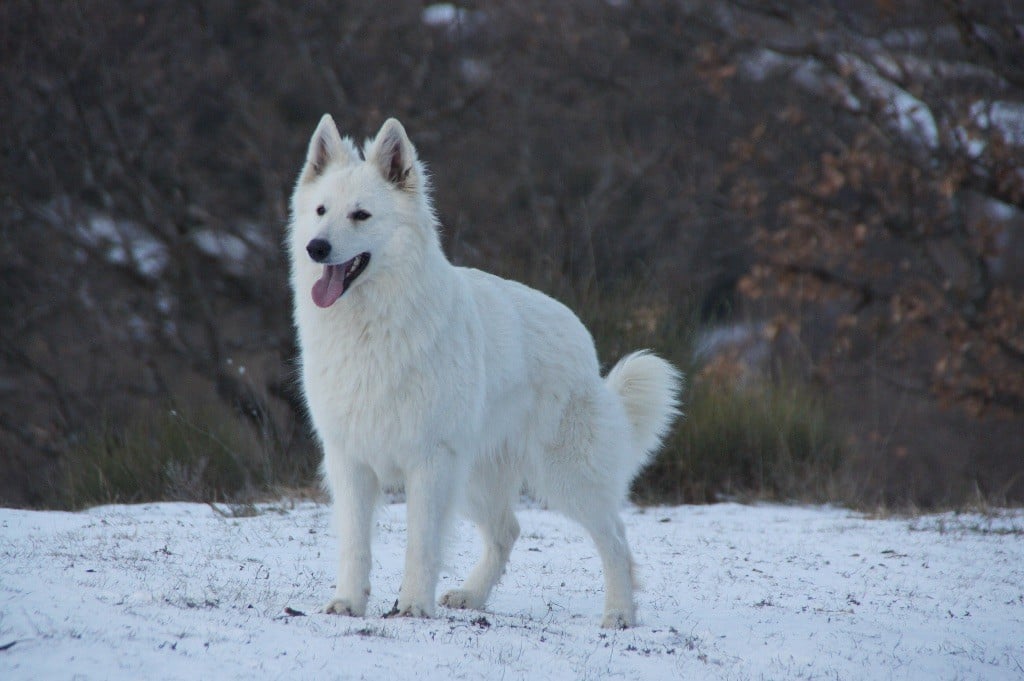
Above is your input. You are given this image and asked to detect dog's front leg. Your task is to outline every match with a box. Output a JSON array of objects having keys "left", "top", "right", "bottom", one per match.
[
  {"left": 322, "top": 459, "right": 379, "bottom": 617},
  {"left": 392, "top": 456, "right": 457, "bottom": 618}
]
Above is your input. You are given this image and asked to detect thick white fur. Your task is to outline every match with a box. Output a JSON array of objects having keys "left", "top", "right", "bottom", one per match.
[{"left": 289, "top": 115, "right": 682, "bottom": 628}]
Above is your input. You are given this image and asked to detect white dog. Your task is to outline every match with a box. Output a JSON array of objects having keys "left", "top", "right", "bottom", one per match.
[{"left": 289, "top": 115, "right": 682, "bottom": 628}]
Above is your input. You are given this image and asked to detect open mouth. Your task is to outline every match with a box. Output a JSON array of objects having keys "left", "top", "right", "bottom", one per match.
[{"left": 311, "top": 252, "right": 371, "bottom": 308}]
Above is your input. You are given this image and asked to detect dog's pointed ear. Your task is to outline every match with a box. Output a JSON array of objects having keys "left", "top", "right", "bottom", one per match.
[
  {"left": 299, "top": 114, "right": 357, "bottom": 184},
  {"left": 367, "top": 118, "right": 418, "bottom": 191}
]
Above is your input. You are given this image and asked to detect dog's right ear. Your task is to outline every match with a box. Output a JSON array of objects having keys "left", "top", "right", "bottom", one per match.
[
  {"left": 299, "top": 114, "right": 358, "bottom": 184},
  {"left": 367, "top": 118, "right": 418, "bottom": 191}
]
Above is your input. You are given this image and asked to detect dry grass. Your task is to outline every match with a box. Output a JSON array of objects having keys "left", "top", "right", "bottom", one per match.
[
  {"left": 633, "top": 376, "right": 848, "bottom": 505},
  {"left": 52, "top": 394, "right": 317, "bottom": 510}
]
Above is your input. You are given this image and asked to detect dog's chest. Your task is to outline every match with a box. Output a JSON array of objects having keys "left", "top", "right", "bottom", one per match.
[{"left": 300, "top": 315, "right": 478, "bottom": 457}]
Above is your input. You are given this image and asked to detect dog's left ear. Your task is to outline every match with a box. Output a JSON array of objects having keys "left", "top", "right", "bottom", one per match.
[{"left": 368, "top": 118, "right": 418, "bottom": 191}]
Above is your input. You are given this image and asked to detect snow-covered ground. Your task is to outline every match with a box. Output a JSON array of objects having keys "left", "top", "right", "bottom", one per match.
[{"left": 2, "top": 500, "right": 1022, "bottom": 680}]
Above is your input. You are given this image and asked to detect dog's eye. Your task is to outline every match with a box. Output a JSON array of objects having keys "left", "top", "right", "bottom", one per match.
[
  {"left": 316, "top": 205, "right": 326, "bottom": 216},
  {"left": 350, "top": 209, "right": 371, "bottom": 222}
]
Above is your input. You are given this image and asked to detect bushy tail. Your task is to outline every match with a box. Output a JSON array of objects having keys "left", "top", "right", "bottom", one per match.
[{"left": 604, "top": 351, "right": 684, "bottom": 472}]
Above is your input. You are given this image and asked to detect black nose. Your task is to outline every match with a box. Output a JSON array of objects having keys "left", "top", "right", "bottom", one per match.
[{"left": 306, "top": 238, "right": 331, "bottom": 263}]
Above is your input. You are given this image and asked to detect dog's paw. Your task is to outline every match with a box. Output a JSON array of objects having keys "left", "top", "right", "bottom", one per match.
[
  {"left": 600, "top": 609, "right": 635, "bottom": 629},
  {"left": 384, "top": 598, "right": 434, "bottom": 619},
  {"left": 322, "top": 597, "right": 366, "bottom": 617},
  {"left": 439, "top": 589, "right": 485, "bottom": 610}
]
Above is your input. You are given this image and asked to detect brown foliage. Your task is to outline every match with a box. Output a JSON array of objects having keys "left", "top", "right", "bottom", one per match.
[{"left": 737, "top": 69, "right": 1024, "bottom": 415}]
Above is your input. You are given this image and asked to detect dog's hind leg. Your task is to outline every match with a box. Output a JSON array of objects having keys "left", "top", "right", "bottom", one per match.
[
  {"left": 548, "top": 481, "right": 637, "bottom": 628},
  {"left": 544, "top": 391, "right": 638, "bottom": 627},
  {"left": 440, "top": 458, "right": 520, "bottom": 611},
  {"left": 322, "top": 459, "right": 379, "bottom": 617},
  {"left": 571, "top": 503, "right": 637, "bottom": 628}
]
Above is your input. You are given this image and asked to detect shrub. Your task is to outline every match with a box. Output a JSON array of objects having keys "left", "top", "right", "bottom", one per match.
[
  {"left": 54, "top": 401, "right": 279, "bottom": 510},
  {"left": 555, "top": 276, "right": 850, "bottom": 506},
  {"left": 634, "top": 377, "right": 848, "bottom": 505}
]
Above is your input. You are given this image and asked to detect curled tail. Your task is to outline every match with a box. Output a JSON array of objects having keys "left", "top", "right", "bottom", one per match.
[{"left": 604, "top": 351, "right": 684, "bottom": 474}]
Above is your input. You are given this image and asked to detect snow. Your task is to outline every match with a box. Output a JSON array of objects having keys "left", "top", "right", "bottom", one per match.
[
  {"left": 962, "top": 100, "right": 1024, "bottom": 158},
  {"left": 737, "top": 49, "right": 864, "bottom": 113},
  {"left": 971, "top": 101, "right": 1024, "bottom": 148},
  {"left": 880, "top": 26, "right": 962, "bottom": 51},
  {"left": 2, "top": 501, "right": 1023, "bottom": 680},
  {"left": 988, "top": 102, "right": 1024, "bottom": 146},
  {"left": 422, "top": 4, "right": 466, "bottom": 28},
  {"left": 191, "top": 229, "right": 253, "bottom": 277},
  {"left": 736, "top": 48, "right": 790, "bottom": 82},
  {"left": 421, "top": 3, "right": 488, "bottom": 40},
  {"left": 459, "top": 58, "right": 492, "bottom": 86},
  {"left": 735, "top": 48, "right": 1024, "bottom": 155},
  {"left": 838, "top": 53, "right": 939, "bottom": 151},
  {"left": 78, "top": 216, "right": 168, "bottom": 278},
  {"left": 191, "top": 230, "right": 250, "bottom": 264},
  {"left": 72, "top": 210, "right": 267, "bottom": 281}
]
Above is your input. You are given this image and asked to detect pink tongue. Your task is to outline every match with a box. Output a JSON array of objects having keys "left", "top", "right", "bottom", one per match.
[{"left": 311, "top": 265, "right": 346, "bottom": 308}]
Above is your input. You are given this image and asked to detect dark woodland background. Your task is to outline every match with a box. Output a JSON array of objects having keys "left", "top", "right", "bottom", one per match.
[{"left": 2, "top": 0, "right": 1022, "bottom": 510}]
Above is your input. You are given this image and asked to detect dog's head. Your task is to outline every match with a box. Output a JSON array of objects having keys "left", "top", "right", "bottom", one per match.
[{"left": 289, "top": 115, "right": 434, "bottom": 308}]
